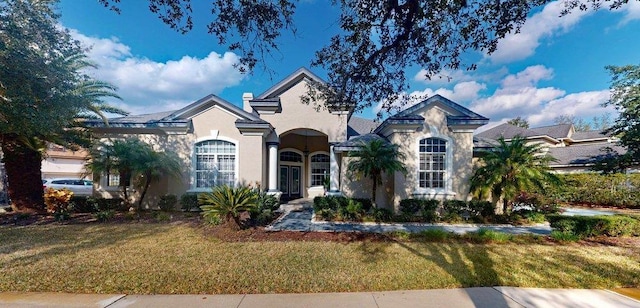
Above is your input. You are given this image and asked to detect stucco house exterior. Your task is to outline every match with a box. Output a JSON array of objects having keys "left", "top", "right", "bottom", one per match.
[{"left": 87, "top": 68, "right": 489, "bottom": 211}]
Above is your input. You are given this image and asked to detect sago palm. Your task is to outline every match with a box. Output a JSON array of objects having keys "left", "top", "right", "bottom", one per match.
[
  {"left": 347, "top": 139, "right": 407, "bottom": 207},
  {"left": 199, "top": 185, "right": 258, "bottom": 229},
  {"left": 470, "top": 136, "right": 560, "bottom": 214}
]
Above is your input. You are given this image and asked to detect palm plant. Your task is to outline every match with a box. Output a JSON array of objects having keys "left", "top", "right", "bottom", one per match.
[
  {"left": 347, "top": 139, "right": 407, "bottom": 207},
  {"left": 470, "top": 136, "right": 560, "bottom": 214},
  {"left": 199, "top": 185, "right": 258, "bottom": 229},
  {"left": 86, "top": 138, "right": 182, "bottom": 209}
]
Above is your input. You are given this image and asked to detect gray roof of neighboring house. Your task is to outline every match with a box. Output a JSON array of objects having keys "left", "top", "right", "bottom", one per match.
[
  {"left": 106, "top": 110, "right": 175, "bottom": 124},
  {"left": 570, "top": 130, "right": 609, "bottom": 141},
  {"left": 548, "top": 143, "right": 627, "bottom": 166},
  {"left": 528, "top": 124, "right": 573, "bottom": 139},
  {"left": 476, "top": 123, "right": 574, "bottom": 140},
  {"left": 475, "top": 123, "right": 530, "bottom": 140},
  {"left": 347, "top": 116, "right": 379, "bottom": 138}
]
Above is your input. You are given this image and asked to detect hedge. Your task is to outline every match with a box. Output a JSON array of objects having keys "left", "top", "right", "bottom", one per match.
[
  {"left": 548, "top": 214, "right": 640, "bottom": 237},
  {"left": 541, "top": 173, "right": 640, "bottom": 208}
]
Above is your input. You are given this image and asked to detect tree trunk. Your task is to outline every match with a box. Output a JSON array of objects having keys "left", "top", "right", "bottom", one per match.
[
  {"left": 502, "top": 198, "right": 509, "bottom": 215},
  {"left": 1, "top": 134, "right": 45, "bottom": 213},
  {"left": 137, "top": 175, "right": 151, "bottom": 211},
  {"left": 371, "top": 175, "right": 377, "bottom": 208},
  {"left": 120, "top": 170, "right": 129, "bottom": 207}
]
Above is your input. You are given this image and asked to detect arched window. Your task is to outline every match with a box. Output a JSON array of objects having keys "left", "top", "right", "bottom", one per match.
[
  {"left": 194, "top": 140, "right": 236, "bottom": 188},
  {"left": 310, "top": 153, "right": 330, "bottom": 186},
  {"left": 280, "top": 151, "right": 302, "bottom": 162},
  {"left": 419, "top": 138, "right": 446, "bottom": 188}
]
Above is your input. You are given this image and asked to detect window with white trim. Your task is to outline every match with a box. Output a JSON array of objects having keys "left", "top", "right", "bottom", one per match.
[
  {"left": 419, "top": 138, "right": 446, "bottom": 189},
  {"left": 195, "top": 140, "right": 236, "bottom": 188},
  {"left": 310, "top": 153, "right": 330, "bottom": 186}
]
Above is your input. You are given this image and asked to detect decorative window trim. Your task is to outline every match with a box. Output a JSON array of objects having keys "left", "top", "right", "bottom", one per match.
[
  {"left": 308, "top": 151, "right": 330, "bottom": 188},
  {"left": 413, "top": 131, "right": 454, "bottom": 196},
  {"left": 188, "top": 136, "right": 239, "bottom": 192}
]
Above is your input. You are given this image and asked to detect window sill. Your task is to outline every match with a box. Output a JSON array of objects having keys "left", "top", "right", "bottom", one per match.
[{"left": 412, "top": 189, "right": 456, "bottom": 198}]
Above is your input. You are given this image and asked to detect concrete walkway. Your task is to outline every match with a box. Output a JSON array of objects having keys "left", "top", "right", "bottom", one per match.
[
  {"left": 1, "top": 287, "right": 638, "bottom": 307},
  {"left": 267, "top": 201, "right": 552, "bottom": 235}
]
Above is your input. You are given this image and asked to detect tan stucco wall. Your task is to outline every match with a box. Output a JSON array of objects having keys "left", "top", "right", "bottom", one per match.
[
  {"left": 387, "top": 105, "right": 475, "bottom": 212},
  {"left": 92, "top": 104, "right": 266, "bottom": 208},
  {"left": 258, "top": 81, "right": 348, "bottom": 143},
  {"left": 340, "top": 156, "right": 394, "bottom": 209}
]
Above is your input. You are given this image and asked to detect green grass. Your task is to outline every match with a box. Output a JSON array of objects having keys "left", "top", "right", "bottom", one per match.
[{"left": 0, "top": 223, "right": 638, "bottom": 294}]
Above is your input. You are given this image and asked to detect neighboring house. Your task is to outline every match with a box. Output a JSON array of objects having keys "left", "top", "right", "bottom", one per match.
[
  {"left": 475, "top": 123, "right": 626, "bottom": 173},
  {"left": 86, "top": 68, "right": 489, "bottom": 211},
  {"left": 41, "top": 143, "right": 91, "bottom": 180}
]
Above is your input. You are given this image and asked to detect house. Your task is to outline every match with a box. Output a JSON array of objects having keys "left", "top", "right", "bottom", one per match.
[
  {"left": 41, "top": 143, "right": 91, "bottom": 180},
  {"left": 475, "top": 122, "right": 627, "bottom": 173},
  {"left": 87, "top": 68, "right": 489, "bottom": 211}
]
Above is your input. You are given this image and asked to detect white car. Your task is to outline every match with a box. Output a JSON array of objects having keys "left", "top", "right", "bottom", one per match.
[{"left": 42, "top": 178, "right": 94, "bottom": 196}]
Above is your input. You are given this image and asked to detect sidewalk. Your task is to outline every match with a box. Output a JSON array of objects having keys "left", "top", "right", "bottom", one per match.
[
  {"left": 1, "top": 287, "right": 638, "bottom": 307},
  {"left": 267, "top": 203, "right": 552, "bottom": 235}
]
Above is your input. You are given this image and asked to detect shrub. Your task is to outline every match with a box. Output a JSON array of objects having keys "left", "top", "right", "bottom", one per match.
[
  {"left": 180, "top": 193, "right": 200, "bottom": 212},
  {"left": 315, "top": 209, "right": 335, "bottom": 221},
  {"left": 352, "top": 198, "right": 373, "bottom": 212},
  {"left": 442, "top": 200, "right": 468, "bottom": 215},
  {"left": 71, "top": 196, "right": 95, "bottom": 213},
  {"left": 44, "top": 188, "right": 74, "bottom": 221},
  {"left": 539, "top": 173, "right": 640, "bottom": 208},
  {"left": 158, "top": 194, "right": 178, "bottom": 212},
  {"left": 91, "top": 198, "right": 127, "bottom": 212},
  {"left": 339, "top": 199, "right": 364, "bottom": 221},
  {"left": 249, "top": 190, "right": 280, "bottom": 226},
  {"left": 94, "top": 210, "right": 115, "bottom": 222},
  {"left": 468, "top": 200, "right": 494, "bottom": 218},
  {"left": 399, "top": 199, "right": 423, "bottom": 215},
  {"left": 371, "top": 207, "right": 393, "bottom": 222},
  {"left": 548, "top": 214, "right": 640, "bottom": 237},
  {"left": 313, "top": 196, "right": 331, "bottom": 212},
  {"left": 199, "top": 185, "right": 258, "bottom": 229}
]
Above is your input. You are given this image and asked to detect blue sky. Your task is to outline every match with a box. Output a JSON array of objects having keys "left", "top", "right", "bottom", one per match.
[{"left": 58, "top": 1, "right": 640, "bottom": 130}]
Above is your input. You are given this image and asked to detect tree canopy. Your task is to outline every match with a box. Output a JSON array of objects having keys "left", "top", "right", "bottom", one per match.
[
  {"left": 99, "top": 0, "right": 632, "bottom": 115},
  {"left": 507, "top": 117, "right": 530, "bottom": 129},
  {"left": 0, "top": 0, "right": 126, "bottom": 211}
]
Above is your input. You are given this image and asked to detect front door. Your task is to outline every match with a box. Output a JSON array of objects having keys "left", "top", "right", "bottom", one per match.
[{"left": 280, "top": 165, "right": 301, "bottom": 200}]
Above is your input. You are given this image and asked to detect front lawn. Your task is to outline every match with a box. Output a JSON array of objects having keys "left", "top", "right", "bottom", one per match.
[{"left": 0, "top": 222, "right": 638, "bottom": 294}]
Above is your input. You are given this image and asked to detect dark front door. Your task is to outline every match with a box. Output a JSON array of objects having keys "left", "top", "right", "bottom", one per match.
[{"left": 280, "top": 165, "right": 301, "bottom": 200}]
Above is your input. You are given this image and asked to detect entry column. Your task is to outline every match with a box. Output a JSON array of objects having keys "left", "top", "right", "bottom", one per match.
[
  {"left": 267, "top": 142, "right": 279, "bottom": 192},
  {"left": 328, "top": 143, "right": 342, "bottom": 195}
]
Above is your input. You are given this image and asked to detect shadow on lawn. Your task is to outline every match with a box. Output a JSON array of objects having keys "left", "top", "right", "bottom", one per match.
[{"left": 0, "top": 223, "right": 174, "bottom": 266}]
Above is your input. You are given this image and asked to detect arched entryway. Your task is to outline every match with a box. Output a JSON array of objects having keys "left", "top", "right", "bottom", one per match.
[{"left": 278, "top": 129, "right": 329, "bottom": 201}]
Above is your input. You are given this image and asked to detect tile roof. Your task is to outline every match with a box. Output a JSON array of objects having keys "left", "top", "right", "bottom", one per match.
[
  {"left": 347, "top": 116, "right": 379, "bottom": 138},
  {"left": 548, "top": 143, "right": 627, "bottom": 166},
  {"left": 528, "top": 124, "right": 572, "bottom": 139},
  {"left": 570, "top": 130, "right": 609, "bottom": 141},
  {"left": 475, "top": 123, "right": 530, "bottom": 140}
]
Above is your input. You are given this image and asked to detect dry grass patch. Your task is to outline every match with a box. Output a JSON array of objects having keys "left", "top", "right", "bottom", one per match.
[{"left": 0, "top": 223, "right": 638, "bottom": 294}]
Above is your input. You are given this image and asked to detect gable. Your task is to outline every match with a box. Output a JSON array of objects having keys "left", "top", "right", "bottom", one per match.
[
  {"left": 169, "top": 94, "right": 261, "bottom": 122},
  {"left": 256, "top": 67, "right": 326, "bottom": 100}
]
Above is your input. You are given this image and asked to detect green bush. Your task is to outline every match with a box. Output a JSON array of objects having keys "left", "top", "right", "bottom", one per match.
[
  {"left": 316, "top": 209, "right": 336, "bottom": 221},
  {"left": 90, "top": 198, "right": 127, "bottom": 212},
  {"left": 249, "top": 190, "right": 280, "bottom": 226},
  {"left": 539, "top": 173, "right": 640, "bottom": 208},
  {"left": 71, "top": 196, "right": 95, "bottom": 213},
  {"left": 154, "top": 211, "right": 172, "bottom": 222},
  {"left": 339, "top": 199, "right": 364, "bottom": 221},
  {"left": 467, "top": 228, "right": 512, "bottom": 243},
  {"left": 94, "top": 210, "right": 115, "bottom": 222},
  {"left": 550, "top": 230, "right": 581, "bottom": 242},
  {"left": 468, "top": 200, "right": 494, "bottom": 218},
  {"left": 548, "top": 214, "right": 640, "bottom": 237},
  {"left": 443, "top": 200, "right": 468, "bottom": 215},
  {"left": 371, "top": 207, "right": 393, "bottom": 222},
  {"left": 158, "top": 194, "right": 177, "bottom": 212},
  {"left": 352, "top": 198, "right": 373, "bottom": 212},
  {"left": 399, "top": 199, "right": 423, "bottom": 215},
  {"left": 414, "top": 229, "right": 451, "bottom": 242},
  {"left": 180, "top": 193, "right": 200, "bottom": 212},
  {"left": 199, "top": 185, "right": 258, "bottom": 229}
]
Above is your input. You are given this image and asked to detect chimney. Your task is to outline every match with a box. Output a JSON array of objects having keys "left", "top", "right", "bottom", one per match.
[{"left": 242, "top": 93, "right": 254, "bottom": 114}]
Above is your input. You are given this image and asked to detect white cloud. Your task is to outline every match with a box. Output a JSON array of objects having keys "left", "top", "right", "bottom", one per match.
[
  {"left": 374, "top": 81, "right": 486, "bottom": 113},
  {"left": 619, "top": 0, "right": 640, "bottom": 25},
  {"left": 70, "top": 29, "right": 246, "bottom": 114},
  {"left": 413, "top": 67, "right": 509, "bottom": 86},
  {"left": 391, "top": 65, "right": 616, "bottom": 132},
  {"left": 488, "top": 1, "right": 593, "bottom": 64}
]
